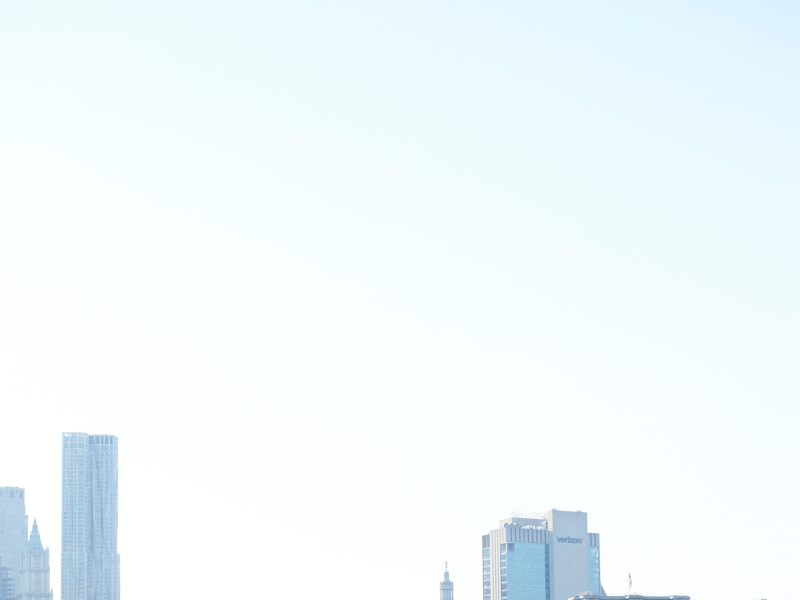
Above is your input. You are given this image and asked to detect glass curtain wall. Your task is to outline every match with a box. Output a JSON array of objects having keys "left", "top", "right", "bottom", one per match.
[
  {"left": 588, "top": 547, "right": 600, "bottom": 595},
  {"left": 502, "top": 543, "right": 549, "bottom": 600}
]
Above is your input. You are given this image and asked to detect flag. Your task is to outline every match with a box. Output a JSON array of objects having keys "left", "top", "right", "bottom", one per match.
[{"left": 628, "top": 572, "right": 632, "bottom": 590}]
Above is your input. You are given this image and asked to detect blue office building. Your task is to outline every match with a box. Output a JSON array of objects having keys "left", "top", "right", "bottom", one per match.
[{"left": 482, "top": 510, "right": 604, "bottom": 600}]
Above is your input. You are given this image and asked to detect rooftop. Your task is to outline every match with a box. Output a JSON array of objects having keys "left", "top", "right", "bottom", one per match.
[{"left": 570, "top": 595, "right": 689, "bottom": 600}]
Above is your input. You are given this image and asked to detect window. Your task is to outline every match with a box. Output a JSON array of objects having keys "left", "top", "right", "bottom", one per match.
[
  {"left": 504, "top": 543, "right": 549, "bottom": 600},
  {"left": 588, "top": 547, "right": 599, "bottom": 595},
  {"left": 483, "top": 547, "right": 491, "bottom": 600}
]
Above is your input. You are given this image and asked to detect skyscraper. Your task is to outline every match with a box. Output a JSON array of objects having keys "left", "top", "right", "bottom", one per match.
[
  {"left": 61, "top": 433, "right": 120, "bottom": 600},
  {"left": 20, "top": 519, "right": 53, "bottom": 600},
  {"left": 0, "top": 486, "right": 28, "bottom": 597},
  {"left": 482, "top": 510, "right": 603, "bottom": 600}
]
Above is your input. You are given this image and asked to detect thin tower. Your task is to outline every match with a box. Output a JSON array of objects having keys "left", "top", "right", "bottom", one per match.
[{"left": 440, "top": 563, "right": 454, "bottom": 600}]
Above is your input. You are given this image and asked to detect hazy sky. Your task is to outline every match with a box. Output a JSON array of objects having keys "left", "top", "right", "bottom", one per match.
[{"left": 1, "top": 2, "right": 799, "bottom": 599}]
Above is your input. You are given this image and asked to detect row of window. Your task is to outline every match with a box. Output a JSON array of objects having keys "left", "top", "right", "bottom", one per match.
[
  {"left": 502, "top": 542, "right": 549, "bottom": 600},
  {"left": 489, "top": 543, "right": 600, "bottom": 600},
  {"left": 489, "top": 543, "right": 603, "bottom": 600},
  {"left": 482, "top": 547, "right": 491, "bottom": 600},
  {"left": 500, "top": 543, "right": 508, "bottom": 599},
  {"left": 588, "top": 547, "right": 599, "bottom": 595},
  {"left": 63, "top": 436, "right": 117, "bottom": 447}
]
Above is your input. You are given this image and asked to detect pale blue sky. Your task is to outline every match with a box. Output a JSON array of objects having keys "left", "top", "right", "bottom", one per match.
[{"left": 1, "top": 2, "right": 799, "bottom": 599}]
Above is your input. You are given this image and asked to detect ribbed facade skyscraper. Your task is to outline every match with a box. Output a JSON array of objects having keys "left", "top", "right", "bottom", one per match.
[{"left": 61, "top": 433, "right": 120, "bottom": 600}]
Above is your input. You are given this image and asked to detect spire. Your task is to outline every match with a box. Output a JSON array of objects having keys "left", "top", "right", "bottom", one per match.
[
  {"left": 440, "top": 563, "right": 454, "bottom": 600},
  {"left": 28, "top": 518, "right": 44, "bottom": 552}
]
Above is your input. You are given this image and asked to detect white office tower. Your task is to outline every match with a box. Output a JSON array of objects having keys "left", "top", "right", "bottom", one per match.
[
  {"left": 440, "top": 565, "right": 454, "bottom": 600},
  {"left": 0, "top": 487, "right": 28, "bottom": 597},
  {"left": 62, "top": 433, "right": 120, "bottom": 600},
  {"left": 20, "top": 519, "right": 53, "bottom": 600}
]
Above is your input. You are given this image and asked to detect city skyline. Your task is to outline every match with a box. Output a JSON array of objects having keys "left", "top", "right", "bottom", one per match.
[
  {"left": 0, "top": 435, "right": 121, "bottom": 600},
  {"left": 0, "top": 489, "right": 54, "bottom": 600},
  {"left": 2, "top": 2, "right": 800, "bottom": 599}
]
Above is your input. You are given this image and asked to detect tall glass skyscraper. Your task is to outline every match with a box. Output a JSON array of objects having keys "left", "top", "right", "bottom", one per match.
[
  {"left": 61, "top": 433, "right": 120, "bottom": 600},
  {"left": 482, "top": 510, "right": 603, "bottom": 600}
]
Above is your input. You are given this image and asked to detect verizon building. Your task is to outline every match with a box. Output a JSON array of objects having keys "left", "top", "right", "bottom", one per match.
[{"left": 482, "top": 510, "right": 603, "bottom": 600}]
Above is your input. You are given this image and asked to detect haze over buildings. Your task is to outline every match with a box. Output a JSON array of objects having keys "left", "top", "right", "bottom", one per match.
[{"left": 2, "top": 4, "right": 800, "bottom": 600}]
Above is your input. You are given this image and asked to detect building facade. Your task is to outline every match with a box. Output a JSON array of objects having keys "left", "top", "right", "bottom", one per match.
[
  {"left": 0, "top": 487, "right": 28, "bottom": 598},
  {"left": 569, "top": 594, "right": 691, "bottom": 600},
  {"left": 61, "top": 433, "right": 120, "bottom": 600},
  {"left": 482, "top": 510, "right": 603, "bottom": 600},
  {"left": 440, "top": 565, "right": 454, "bottom": 600},
  {"left": 0, "top": 566, "right": 14, "bottom": 600},
  {"left": 20, "top": 520, "right": 52, "bottom": 600}
]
